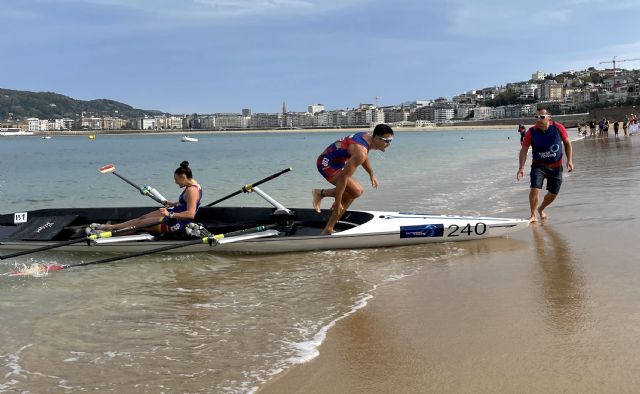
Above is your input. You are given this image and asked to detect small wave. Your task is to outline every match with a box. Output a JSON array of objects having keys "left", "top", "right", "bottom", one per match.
[
  {"left": 0, "top": 344, "right": 73, "bottom": 392},
  {"left": 285, "top": 289, "right": 375, "bottom": 365},
  {"left": 22, "top": 198, "right": 56, "bottom": 203}
]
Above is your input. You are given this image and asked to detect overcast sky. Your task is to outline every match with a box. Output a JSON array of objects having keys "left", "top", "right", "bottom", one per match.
[{"left": 2, "top": 0, "right": 639, "bottom": 113}]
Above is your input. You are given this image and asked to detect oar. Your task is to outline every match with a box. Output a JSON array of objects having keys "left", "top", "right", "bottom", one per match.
[
  {"left": 0, "top": 226, "right": 138, "bottom": 260},
  {"left": 99, "top": 164, "right": 167, "bottom": 205},
  {"left": 205, "top": 167, "right": 292, "bottom": 207},
  {"left": 17, "top": 225, "right": 277, "bottom": 274}
]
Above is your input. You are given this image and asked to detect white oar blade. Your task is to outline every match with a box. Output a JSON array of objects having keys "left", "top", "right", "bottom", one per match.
[{"left": 98, "top": 164, "right": 116, "bottom": 174}]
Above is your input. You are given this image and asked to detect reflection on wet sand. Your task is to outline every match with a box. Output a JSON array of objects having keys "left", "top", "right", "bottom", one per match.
[{"left": 532, "top": 224, "right": 586, "bottom": 334}]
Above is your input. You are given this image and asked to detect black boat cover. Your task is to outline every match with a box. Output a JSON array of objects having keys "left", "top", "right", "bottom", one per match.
[{"left": 7, "top": 215, "right": 78, "bottom": 241}]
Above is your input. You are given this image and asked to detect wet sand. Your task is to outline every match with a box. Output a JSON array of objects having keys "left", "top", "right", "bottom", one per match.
[{"left": 259, "top": 136, "right": 640, "bottom": 393}]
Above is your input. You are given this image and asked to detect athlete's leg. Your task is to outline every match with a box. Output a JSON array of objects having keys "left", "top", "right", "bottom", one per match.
[
  {"left": 537, "top": 192, "right": 557, "bottom": 222},
  {"left": 528, "top": 166, "right": 545, "bottom": 223},
  {"left": 99, "top": 209, "right": 164, "bottom": 231},
  {"left": 528, "top": 188, "right": 540, "bottom": 223},
  {"left": 337, "top": 177, "right": 364, "bottom": 215},
  {"left": 322, "top": 177, "right": 363, "bottom": 234},
  {"left": 537, "top": 168, "right": 562, "bottom": 222}
]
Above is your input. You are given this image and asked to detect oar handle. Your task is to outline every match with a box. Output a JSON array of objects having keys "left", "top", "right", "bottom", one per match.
[{"left": 205, "top": 167, "right": 292, "bottom": 207}]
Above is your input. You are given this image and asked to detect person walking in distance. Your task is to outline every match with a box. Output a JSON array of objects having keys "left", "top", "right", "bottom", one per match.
[
  {"left": 517, "top": 108, "right": 574, "bottom": 223},
  {"left": 518, "top": 124, "right": 526, "bottom": 143},
  {"left": 312, "top": 124, "right": 394, "bottom": 234}
]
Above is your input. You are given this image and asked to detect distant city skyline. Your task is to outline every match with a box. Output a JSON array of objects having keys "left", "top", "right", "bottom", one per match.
[{"left": 2, "top": 0, "right": 640, "bottom": 113}]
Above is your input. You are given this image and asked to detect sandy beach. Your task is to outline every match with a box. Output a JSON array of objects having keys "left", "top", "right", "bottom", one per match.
[{"left": 259, "top": 135, "right": 640, "bottom": 393}]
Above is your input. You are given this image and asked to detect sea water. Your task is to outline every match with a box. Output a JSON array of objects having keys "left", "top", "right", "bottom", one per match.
[{"left": 0, "top": 129, "right": 573, "bottom": 393}]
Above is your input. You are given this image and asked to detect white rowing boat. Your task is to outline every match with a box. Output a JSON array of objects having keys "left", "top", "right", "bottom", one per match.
[{"left": 0, "top": 187, "right": 528, "bottom": 255}]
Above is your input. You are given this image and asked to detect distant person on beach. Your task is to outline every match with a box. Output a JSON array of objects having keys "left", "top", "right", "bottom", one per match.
[
  {"left": 518, "top": 124, "right": 526, "bottom": 143},
  {"left": 517, "top": 108, "right": 574, "bottom": 223},
  {"left": 312, "top": 124, "right": 394, "bottom": 234},
  {"left": 614, "top": 121, "right": 619, "bottom": 136},
  {"left": 589, "top": 120, "right": 596, "bottom": 136},
  {"left": 598, "top": 119, "right": 604, "bottom": 136},
  {"left": 623, "top": 115, "right": 629, "bottom": 135}
]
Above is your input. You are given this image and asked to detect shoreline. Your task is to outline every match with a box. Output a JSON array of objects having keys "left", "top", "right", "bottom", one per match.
[
  {"left": 257, "top": 135, "right": 639, "bottom": 393},
  {"left": 28, "top": 124, "right": 525, "bottom": 137}
]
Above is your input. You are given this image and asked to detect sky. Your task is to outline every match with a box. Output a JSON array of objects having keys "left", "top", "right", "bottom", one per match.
[{"left": 2, "top": 0, "right": 640, "bottom": 114}]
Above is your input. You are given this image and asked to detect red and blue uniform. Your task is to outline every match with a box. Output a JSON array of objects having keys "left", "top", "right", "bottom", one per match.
[
  {"left": 522, "top": 121, "right": 568, "bottom": 168},
  {"left": 522, "top": 121, "right": 569, "bottom": 194},
  {"left": 317, "top": 132, "right": 370, "bottom": 181},
  {"left": 164, "top": 184, "right": 202, "bottom": 232}
]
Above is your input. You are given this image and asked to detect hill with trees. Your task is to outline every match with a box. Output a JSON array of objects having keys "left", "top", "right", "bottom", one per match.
[{"left": 0, "top": 88, "right": 164, "bottom": 119}]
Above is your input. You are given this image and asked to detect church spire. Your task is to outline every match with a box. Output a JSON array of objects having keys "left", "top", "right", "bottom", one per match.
[{"left": 282, "top": 100, "right": 287, "bottom": 114}]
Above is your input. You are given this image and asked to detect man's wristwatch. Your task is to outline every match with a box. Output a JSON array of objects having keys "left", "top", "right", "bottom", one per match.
[{"left": 168, "top": 211, "right": 174, "bottom": 219}]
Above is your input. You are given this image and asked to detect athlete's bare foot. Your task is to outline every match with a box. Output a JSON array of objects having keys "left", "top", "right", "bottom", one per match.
[
  {"left": 537, "top": 207, "right": 548, "bottom": 222},
  {"left": 528, "top": 215, "right": 538, "bottom": 223},
  {"left": 312, "top": 189, "right": 323, "bottom": 213}
]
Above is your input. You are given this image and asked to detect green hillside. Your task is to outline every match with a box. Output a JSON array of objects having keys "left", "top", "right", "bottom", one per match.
[{"left": 0, "top": 88, "right": 164, "bottom": 119}]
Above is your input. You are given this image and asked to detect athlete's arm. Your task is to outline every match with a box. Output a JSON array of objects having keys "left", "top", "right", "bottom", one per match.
[
  {"left": 563, "top": 139, "right": 573, "bottom": 172},
  {"left": 361, "top": 156, "right": 378, "bottom": 188},
  {"left": 517, "top": 131, "right": 531, "bottom": 180}
]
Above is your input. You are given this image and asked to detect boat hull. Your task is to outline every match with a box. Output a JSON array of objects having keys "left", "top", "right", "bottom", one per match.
[{"left": 0, "top": 207, "right": 528, "bottom": 254}]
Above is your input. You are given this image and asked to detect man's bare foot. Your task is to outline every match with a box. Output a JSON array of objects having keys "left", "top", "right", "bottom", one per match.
[
  {"left": 312, "top": 189, "right": 322, "bottom": 213},
  {"left": 537, "top": 208, "right": 548, "bottom": 222},
  {"left": 321, "top": 228, "right": 334, "bottom": 235},
  {"left": 528, "top": 215, "right": 537, "bottom": 223}
]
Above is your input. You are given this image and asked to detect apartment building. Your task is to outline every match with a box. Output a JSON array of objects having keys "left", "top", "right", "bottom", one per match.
[{"left": 308, "top": 104, "right": 325, "bottom": 114}]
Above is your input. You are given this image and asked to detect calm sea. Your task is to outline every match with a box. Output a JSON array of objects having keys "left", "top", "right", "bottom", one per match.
[{"left": 0, "top": 129, "right": 581, "bottom": 393}]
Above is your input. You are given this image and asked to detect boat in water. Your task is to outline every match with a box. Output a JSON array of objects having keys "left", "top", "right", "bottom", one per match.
[
  {"left": 0, "top": 128, "right": 34, "bottom": 136},
  {"left": 0, "top": 187, "right": 528, "bottom": 255},
  {"left": 181, "top": 135, "right": 198, "bottom": 142}
]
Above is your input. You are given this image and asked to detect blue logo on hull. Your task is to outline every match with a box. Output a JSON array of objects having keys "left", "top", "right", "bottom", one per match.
[{"left": 400, "top": 224, "right": 444, "bottom": 238}]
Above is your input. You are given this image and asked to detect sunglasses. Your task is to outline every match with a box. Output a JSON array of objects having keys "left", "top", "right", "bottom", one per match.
[
  {"left": 534, "top": 115, "right": 550, "bottom": 119},
  {"left": 377, "top": 136, "right": 393, "bottom": 143}
]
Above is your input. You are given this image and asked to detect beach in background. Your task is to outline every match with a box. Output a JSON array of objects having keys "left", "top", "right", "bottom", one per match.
[{"left": 1, "top": 129, "right": 638, "bottom": 393}]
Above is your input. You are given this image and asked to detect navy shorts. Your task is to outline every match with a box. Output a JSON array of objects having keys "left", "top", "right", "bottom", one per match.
[
  {"left": 161, "top": 217, "right": 189, "bottom": 233},
  {"left": 530, "top": 164, "right": 563, "bottom": 194}
]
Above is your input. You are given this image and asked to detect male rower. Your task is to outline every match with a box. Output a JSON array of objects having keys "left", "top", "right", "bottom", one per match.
[
  {"left": 517, "top": 108, "right": 573, "bottom": 223},
  {"left": 312, "top": 124, "right": 394, "bottom": 234}
]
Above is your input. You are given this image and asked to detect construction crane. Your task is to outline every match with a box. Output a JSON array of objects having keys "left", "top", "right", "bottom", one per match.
[
  {"left": 599, "top": 56, "right": 640, "bottom": 90},
  {"left": 373, "top": 96, "right": 380, "bottom": 108}
]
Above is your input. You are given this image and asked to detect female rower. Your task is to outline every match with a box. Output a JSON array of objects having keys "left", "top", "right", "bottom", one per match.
[{"left": 90, "top": 161, "right": 203, "bottom": 234}]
